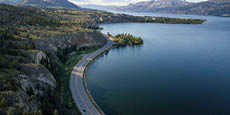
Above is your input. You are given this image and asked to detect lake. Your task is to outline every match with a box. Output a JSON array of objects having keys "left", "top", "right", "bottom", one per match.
[{"left": 86, "top": 13, "right": 230, "bottom": 115}]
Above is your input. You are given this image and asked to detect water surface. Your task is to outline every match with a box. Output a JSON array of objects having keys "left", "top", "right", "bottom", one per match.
[{"left": 86, "top": 14, "right": 230, "bottom": 115}]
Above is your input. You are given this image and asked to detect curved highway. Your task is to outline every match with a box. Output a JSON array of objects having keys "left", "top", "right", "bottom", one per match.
[{"left": 70, "top": 35, "right": 113, "bottom": 115}]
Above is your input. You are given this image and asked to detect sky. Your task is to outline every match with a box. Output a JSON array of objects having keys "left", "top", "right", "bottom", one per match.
[{"left": 68, "top": 0, "right": 207, "bottom": 6}]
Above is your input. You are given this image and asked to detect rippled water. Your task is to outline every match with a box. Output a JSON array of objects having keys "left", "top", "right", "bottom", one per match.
[{"left": 86, "top": 13, "right": 230, "bottom": 115}]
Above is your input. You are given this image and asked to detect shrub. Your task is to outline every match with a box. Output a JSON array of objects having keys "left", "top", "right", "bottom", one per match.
[
  {"left": 112, "top": 33, "right": 143, "bottom": 47},
  {"left": 7, "top": 107, "right": 14, "bottom": 115},
  {"left": 53, "top": 109, "right": 59, "bottom": 115},
  {"left": 0, "top": 96, "right": 7, "bottom": 107},
  {"left": 34, "top": 109, "right": 43, "bottom": 115}
]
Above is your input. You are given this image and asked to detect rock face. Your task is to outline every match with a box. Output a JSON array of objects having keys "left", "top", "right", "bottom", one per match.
[
  {"left": 117, "top": 0, "right": 230, "bottom": 17},
  {"left": 20, "top": 64, "right": 56, "bottom": 89},
  {"left": 21, "top": 31, "right": 106, "bottom": 96},
  {"left": 18, "top": 0, "right": 79, "bottom": 8},
  {"left": 24, "top": 50, "right": 48, "bottom": 64},
  {"left": 33, "top": 51, "right": 48, "bottom": 64},
  {"left": 0, "top": 30, "right": 107, "bottom": 114},
  {"left": 0, "top": 90, "right": 39, "bottom": 112},
  {"left": 34, "top": 31, "right": 106, "bottom": 57}
]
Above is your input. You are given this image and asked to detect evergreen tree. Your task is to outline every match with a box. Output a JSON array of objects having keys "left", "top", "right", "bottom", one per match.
[
  {"left": 0, "top": 96, "right": 7, "bottom": 107},
  {"left": 53, "top": 109, "right": 59, "bottom": 115},
  {"left": 7, "top": 107, "right": 14, "bottom": 115},
  {"left": 34, "top": 109, "right": 43, "bottom": 115}
]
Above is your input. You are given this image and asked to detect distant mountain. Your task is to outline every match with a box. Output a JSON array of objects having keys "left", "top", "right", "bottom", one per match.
[
  {"left": 118, "top": 0, "right": 191, "bottom": 12},
  {"left": 166, "top": 1, "right": 230, "bottom": 16},
  {"left": 0, "top": 0, "right": 22, "bottom": 4},
  {"left": 17, "top": 0, "right": 79, "bottom": 8},
  {"left": 209, "top": 0, "right": 230, "bottom": 2},
  {"left": 80, "top": 4, "right": 121, "bottom": 11},
  {"left": 117, "top": 0, "right": 230, "bottom": 17}
]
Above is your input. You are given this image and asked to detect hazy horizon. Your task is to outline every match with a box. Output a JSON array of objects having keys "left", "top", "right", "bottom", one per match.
[{"left": 69, "top": 0, "right": 208, "bottom": 6}]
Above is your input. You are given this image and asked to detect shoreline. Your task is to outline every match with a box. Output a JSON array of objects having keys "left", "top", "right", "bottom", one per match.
[
  {"left": 70, "top": 35, "right": 113, "bottom": 115},
  {"left": 83, "top": 45, "right": 113, "bottom": 114}
]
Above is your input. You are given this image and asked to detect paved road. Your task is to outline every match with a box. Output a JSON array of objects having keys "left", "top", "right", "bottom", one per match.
[{"left": 70, "top": 36, "right": 113, "bottom": 115}]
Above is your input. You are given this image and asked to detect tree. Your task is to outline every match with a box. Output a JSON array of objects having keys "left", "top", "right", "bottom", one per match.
[
  {"left": 12, "top": 60, "right": 20, "bottom": 69},
  {"left": 26, "top": 86, "right": 34, "bottom": 96},
  {"left": 48, "top": 64, "right": 51, "bottom": 70},
  {"left": 16, "top": 106, "right": 23, "bottom": 115},
  {"left": 53, "top": 109, "right": 59, "bottom": 115},
  {"left": 107, "top": 32, "right": 112, "bottom": 37},
  {"left": 34, "top": 109, "right": 43, "bottom": 115},
  {"left": 8, "top": 78, "right": 18, "bottom": 91},
  {"left": 36, "top": 83, "right": 41, "bottom": 90},
  {"left": 0, "top": 96, "right": 7, "bottom": 107},
  {"left": 7, "top": 107, "right": 14, "bottom": 115}
]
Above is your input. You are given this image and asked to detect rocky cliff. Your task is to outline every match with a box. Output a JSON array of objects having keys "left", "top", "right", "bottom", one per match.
[
  {"left": 0, "top": 27, "right": 106, "bottom": 114},
  {"left": 0, "top": 4, "right": 106, "bottom": 114}
]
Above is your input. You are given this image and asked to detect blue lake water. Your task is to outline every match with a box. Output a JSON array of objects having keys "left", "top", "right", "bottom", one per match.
[{"left": 86, "top": 13, "right": 230, "bottom": 115}]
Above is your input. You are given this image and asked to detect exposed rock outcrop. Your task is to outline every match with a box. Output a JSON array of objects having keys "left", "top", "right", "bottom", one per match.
[
  {"left": 23, "top": 50, "right": 48, "bottom": 64},
  {"left": 34, "top": 31, "right": 106, "bottom": 56},
  {"left": 19, "top": 64, "right": 56, "bottom": 89},
  {"left": 0, "top": 90, "right": 39, "bottom": 112}
]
